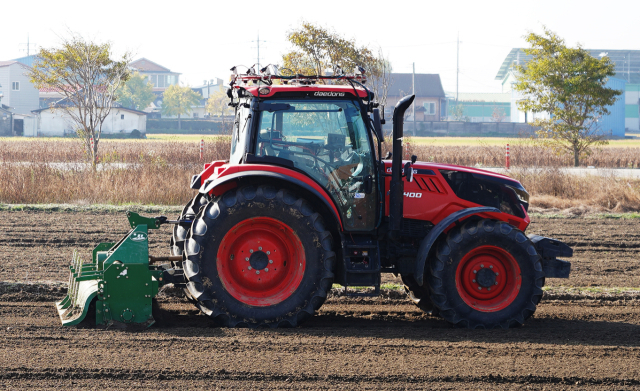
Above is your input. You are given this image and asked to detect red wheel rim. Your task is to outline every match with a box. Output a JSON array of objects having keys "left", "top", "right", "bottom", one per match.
[
  {"left": 216, "top": 217, "right": 306, "bottom": 307},
  {"left": 455, "top": 245, "right": 521, "bottom": 312}
]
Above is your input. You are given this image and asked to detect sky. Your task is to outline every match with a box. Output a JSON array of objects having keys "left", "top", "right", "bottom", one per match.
[{"left": 1, "top": 0, "right": 639, "bottom": 94}]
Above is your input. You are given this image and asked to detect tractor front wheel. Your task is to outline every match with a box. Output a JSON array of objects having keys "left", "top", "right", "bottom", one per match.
[
  {"left": 184, "top": 185, "right": 335, "bottom": 327},
  {"left": 429, "top": 219, "right": 544, "bottom": 329}
]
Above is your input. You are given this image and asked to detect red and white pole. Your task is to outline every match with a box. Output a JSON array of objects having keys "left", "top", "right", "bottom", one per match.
[
  {"left": 90, "top": 137, "right": 95, "bottom": 164},
  {"left": 200, "top": 139, "right": 204, "bottom": 161},
  {"left": 505, "top": 143, "right": 510, "bottom": 169}
]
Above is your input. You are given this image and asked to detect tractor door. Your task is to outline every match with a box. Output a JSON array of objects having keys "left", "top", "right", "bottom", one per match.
[{"left": 254, "top": 99, "right": 377, "bottom": 231}]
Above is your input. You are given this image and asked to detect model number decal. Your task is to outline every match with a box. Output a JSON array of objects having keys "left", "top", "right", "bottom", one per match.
[
  {"left": 403, "top": 192, "right": 422, "bottom": 198},
  {"left": 386, "top": 167, "right": 422, "bottom": 174}
]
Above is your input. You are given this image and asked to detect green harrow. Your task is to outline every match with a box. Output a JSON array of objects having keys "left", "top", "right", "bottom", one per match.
[{"left": 56, "top": 212, "right": 182, "bottom": 328}]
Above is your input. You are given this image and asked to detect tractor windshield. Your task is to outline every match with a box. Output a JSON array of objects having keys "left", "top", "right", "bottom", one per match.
[{"left": 255, "top": 99, "right": 376, "bottom": 231}]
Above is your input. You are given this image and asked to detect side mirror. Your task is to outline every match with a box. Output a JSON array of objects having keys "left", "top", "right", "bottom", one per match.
[
  {"left": 404, "top": 162, "right": 413, "bottom": 182},
  {"left": 372, "top": 108, "right": 384, "bottom": 141}
]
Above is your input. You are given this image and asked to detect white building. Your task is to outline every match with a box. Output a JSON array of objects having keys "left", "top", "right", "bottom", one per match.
[
  {"left": 0, "top": 61, "right": 39, "bottom": 115},
  {"left": 30, "top": 106, "right": 147, "bottom": 137}
]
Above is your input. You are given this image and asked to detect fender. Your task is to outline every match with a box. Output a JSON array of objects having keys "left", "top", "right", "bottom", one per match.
[
  {"left": 199, "top": 169, "right": 343, "bottom": 230},
  {"left": 414, "top": 206, "right": 500, "bottom": 286}
]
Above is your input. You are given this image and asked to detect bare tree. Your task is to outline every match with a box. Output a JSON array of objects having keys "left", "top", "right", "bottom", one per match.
[
  {"left": 491, "top": 106, "right": 506, "bottom": 123},
  {"left": 29, "top": 33, "right": 131, "bottom": 166},
  {"left": 368, "top": 47, "right": 393, "bottom": 110}
]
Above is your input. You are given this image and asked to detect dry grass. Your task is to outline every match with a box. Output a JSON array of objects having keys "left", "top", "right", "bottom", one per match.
[
  {"left": 509, "top": 167, "right": 640, "bottom": 212},
  {"left": 1, "top": 138, "right": 640, "bottom": 211},
  {"left": 403, "top": 140, "right": 640, "bottom": 168},
  {"left": 0, "top": 138, "right": 230, "bottom": 205}
]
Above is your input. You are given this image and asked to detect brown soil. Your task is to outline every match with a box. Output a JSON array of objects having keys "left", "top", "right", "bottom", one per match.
[{"left": 1, "top": 211, "right": 640, "bottom": 390}]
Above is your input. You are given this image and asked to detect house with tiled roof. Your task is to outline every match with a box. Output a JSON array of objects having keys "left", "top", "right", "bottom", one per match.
[
  {"left": 384, "top": 73, "right": 446, "bottom": 121},
  {"left": 129, "top": 58, "right": 180, "bottom": 92}
]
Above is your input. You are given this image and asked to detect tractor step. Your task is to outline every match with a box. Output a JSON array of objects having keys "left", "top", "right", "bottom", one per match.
[{"left": 340, "top": 235, "right": 381, "bottom": 295}]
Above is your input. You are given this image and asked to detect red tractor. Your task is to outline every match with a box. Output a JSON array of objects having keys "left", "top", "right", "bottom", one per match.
[{"left": 168, "top": 66, "right": 572, "bottom": 329}]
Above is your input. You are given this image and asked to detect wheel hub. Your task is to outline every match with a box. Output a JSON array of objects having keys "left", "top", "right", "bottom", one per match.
[
  {"left": 455, "top": 245, "right": 522, "bottom": 312},
  {"left": 216, "top": 217, "right": 306, "bottom": 307},
  {"left": 476, "top": 268, "right": 496, "bottom": 287},
  {"left": 249, "top": 251, "right": 269, "bottom": 270}
]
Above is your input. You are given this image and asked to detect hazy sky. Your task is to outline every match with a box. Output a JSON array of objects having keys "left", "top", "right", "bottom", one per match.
[{"left": 2, "top": 0, "right": 638, "bottom": 94}]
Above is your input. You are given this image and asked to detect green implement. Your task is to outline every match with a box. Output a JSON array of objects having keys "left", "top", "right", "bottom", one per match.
[{"left": 56, "top": 212, "right": 167, "bottom": 328}]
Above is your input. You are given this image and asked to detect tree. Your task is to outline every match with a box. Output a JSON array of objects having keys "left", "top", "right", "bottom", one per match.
[
  {"left": 29, "top": 33, "right": 131, "bottom": 166},
  {"left": 116, "top": 72, "right": 155, "bottom": 111},
  {"left": 450, "top": 104, "right": 467, "bottom": 121},
  {"left": 161, "top": 84, "right": 201, "bottom": 130},
  {"left": 367, "top": 48, "right": 393, "bottom": 109},
  {"left": 491, "top": 106, "right": 506, "bottom": 123},
  {"left": 282, "top": 22, "right": 390, "bottom": 104},
  {"left": 205, "top": 85, "right": 232, "bottom": 134},
  {"left": 513, "top": 27, "right": 623, "bottom": 166}
]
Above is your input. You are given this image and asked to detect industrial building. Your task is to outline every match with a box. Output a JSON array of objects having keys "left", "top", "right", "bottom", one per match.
[{"left": 495, "top": 49, "right": 640, "bottom": 136}]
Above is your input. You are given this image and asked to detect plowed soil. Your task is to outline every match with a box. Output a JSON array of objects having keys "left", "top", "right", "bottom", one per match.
[{"left": 1, "top": 211, "right": 639, "bottom": 390}]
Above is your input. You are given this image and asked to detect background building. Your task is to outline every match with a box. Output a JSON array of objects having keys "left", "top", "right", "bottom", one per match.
[
  {"left": 129, "top": 58, "right": 181, "bottom": 92},
  {"left": 31, "top": 104, "right": 147, "bottom": 137},
  {"left": 385, "top": 73, "right": 446, "bottom": 121},
  {"left": 0, "top": 60, "right": 39, "bottom": 115},
  {"left": 496, "top": 48, "right": 639, "bottom": 135},
  {"left": 446, "top": 92, "right": 511, "bottom": 122}
]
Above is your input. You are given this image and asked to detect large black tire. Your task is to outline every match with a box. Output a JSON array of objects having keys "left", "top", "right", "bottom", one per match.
[
  {"left": 170, "top": 194, "right": 208, "bottom": 303},
  {"left": 171, "top": 193, "right": 208, "bottom": 257},
  {"left": 184, "top": 185, "right": 335, "bottom": 328},
  {"left": 429, "top": 219, "right": 544, "bottom": 329},
  {"left": 401, "top": 274, "right": 439, "bottom": 316}
]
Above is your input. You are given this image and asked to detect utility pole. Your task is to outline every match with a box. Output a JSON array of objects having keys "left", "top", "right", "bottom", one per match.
[
  {"left": 251, "top": 33, "right": 267, "bottom": 70},
  {"left": 456, "top": 32, "right": 459, "bottom": 105},
  {"left": 412, "top": 62, "right": 416, "bottom": 136},
  {"left": 20, "top": 34, "right": 37, "bottom": 57}
]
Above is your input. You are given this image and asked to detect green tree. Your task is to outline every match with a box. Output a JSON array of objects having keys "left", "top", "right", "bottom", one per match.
[
  {"left": 491, "top": 106, "right": 506, "bottom": 123},
  {"left": 161, "top": 84, "right": 201, "bottom": 130},
  {"left": 205, "top": 85, "right": 231, "bottom": 134},
  {"left": 282, "top": 22, "right": 390, "bottom": 104},
  {"left": 29, "top": 33, "right": 131, "bottom": 166},
  {"left": 450, "top": 104, "right": 467, "bottom": 121},
  {"left": 514, "top": 27, "right": 623, "bottom": 166},
  {"left": 116, "top": 72, "right": 155, "bottom": 111}
]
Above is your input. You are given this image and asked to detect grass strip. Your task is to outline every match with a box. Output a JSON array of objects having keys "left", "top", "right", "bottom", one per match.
[{"left": 0, "top": 203, "right": 183, "bottom": 214}]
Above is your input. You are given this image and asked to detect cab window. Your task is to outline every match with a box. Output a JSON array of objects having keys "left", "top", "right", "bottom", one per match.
[{"left": 255, "top": 100, "right": 376, "bottom": 230}]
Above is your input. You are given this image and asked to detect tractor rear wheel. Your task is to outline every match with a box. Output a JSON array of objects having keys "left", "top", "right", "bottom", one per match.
[
  {"left": 170, "top": 194, "right": 208, "bottom": 302},
  {"left": 184, "top": 185, "right": 335, "bottom": 327},
  {"left": 171, "top": 194, "right": 207, "bottom": 258},
  {"left": 429, "top": 219, "right": 544, "bottom": 329}
]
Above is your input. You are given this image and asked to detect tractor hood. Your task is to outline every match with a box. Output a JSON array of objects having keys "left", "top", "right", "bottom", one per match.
[{"left": 384, "top": 160, "right": 522, "bottom": 186}]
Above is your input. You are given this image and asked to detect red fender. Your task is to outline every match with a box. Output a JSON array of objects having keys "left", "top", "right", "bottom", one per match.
[{"left": 198, "top": 163, "right": 343, "bottom": 230}]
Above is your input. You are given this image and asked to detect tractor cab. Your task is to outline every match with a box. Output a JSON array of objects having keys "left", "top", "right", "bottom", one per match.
[{"left": 226, "top": 73, "right": 381, "bottom": 232}]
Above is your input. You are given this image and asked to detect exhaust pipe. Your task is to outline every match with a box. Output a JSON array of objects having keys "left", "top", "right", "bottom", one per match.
[{"left": 389, "top": 94, "right": 415, "bottom": 234}]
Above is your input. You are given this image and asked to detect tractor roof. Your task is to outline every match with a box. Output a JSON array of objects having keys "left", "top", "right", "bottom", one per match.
[
  {"left": 230, "top": 66, "right": 370, "bottom": 99},
  {"left": 238, "top": 84, "right": 369, "bottom": 99}
]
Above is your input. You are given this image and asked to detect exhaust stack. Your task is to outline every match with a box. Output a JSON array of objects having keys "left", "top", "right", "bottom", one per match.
[{"left": 389, "top": 94, "right": 415, "bottom": 234}]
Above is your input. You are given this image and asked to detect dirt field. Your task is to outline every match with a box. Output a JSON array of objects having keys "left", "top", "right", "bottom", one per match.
[{"left": 1, "top": 210, "right": 640, "bottom": 390}]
